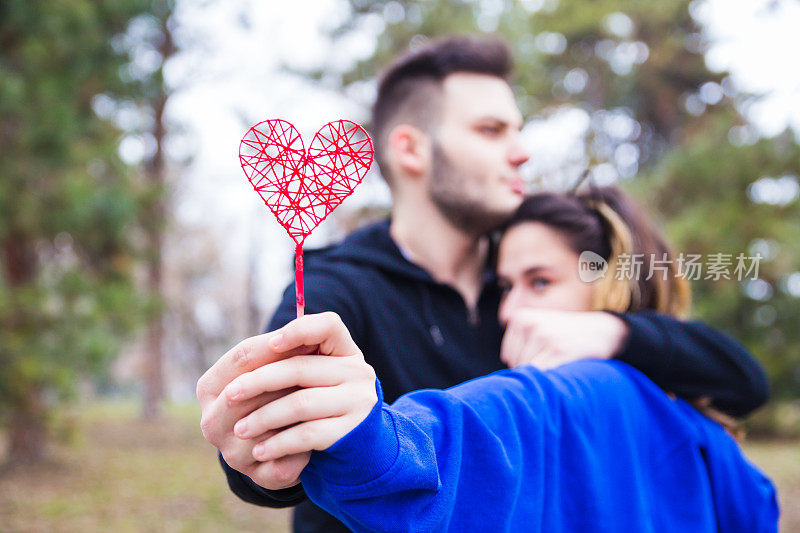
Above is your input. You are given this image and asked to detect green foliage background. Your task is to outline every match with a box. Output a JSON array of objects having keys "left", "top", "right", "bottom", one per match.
[
  {"left": 0, "top": 0, "right": 155, "bottom": 449},
  {"left": 319, "top": 0, "right": 800, "bottom": 400},
  {"left": 0, "top": 0, "right": 797, "bottom": 465}
]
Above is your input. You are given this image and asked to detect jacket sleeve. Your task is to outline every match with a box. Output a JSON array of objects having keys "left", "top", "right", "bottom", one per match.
[
  {"left": 690, "top": 405, "right": 780, "bottom": 532},
  {"left": 220, "top": 268, "right": 366, "bottom": 507},
  {"left": 300, "top": 373, "right": 550, "bottom": 533},
  {"left": 218, "top": 452, "right": 307, "bottom": 507},
  {"left": 612, "top": 310, "right": 769, "bottom": 417}
]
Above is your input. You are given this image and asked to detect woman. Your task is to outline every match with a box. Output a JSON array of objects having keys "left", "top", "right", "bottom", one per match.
[
  {"left": 220, "top": 186, "right": 779, "bottom": 532},
  {"left": 496, "top": 186, "right": 741, "bottom": 431},
  {"left": 494, "top": 185, "right": 686, "bottom": 373}
]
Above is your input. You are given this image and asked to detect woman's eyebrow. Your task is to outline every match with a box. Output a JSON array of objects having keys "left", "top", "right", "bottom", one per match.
[
  {"left": 522, "top": 266, "right": 551, "bottom": 277},
  {"left": 497, "top": 265, "right": 552, "bottom": 284}
]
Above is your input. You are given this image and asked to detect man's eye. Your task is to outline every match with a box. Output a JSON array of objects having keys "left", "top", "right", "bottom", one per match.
[{"left": 478, "top": 125, "right": 502, "bottom": 135}]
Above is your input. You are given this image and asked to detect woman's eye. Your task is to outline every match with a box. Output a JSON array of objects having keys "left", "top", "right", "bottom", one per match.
[{"left": 531, "top": 278, "right": 550, "bottom": 290}]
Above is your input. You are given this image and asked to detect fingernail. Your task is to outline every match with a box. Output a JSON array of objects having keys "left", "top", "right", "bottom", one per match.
[
  {"left": 227, "top": 383, "right": 242, "bottom": 400},
  {"left": 269, "top": 332, "right": 284, "bottom": 349},
  {"left": 253, "top": 443, "right": 266, "bottom": 460},
  {"left": 234, "top": 419, "right": 248, "bottom": 437}
]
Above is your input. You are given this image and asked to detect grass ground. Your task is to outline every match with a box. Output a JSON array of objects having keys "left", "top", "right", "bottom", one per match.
[
  {"left": 0, "top": 401, "right": 291, "bottom": 533},
  {"left": 0, "top": 400, "right": 797, "bottom": 532},
  {"left": 742, "top": 439, "right": 800, "bottom": 532}
]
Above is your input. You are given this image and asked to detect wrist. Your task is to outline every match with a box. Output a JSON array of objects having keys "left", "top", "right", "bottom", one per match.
[
  {"left": 304, "top": 378, "right": 397, "bottom": 486},
  {"left": 600, "top": 312, "right": 630, "bottom": 357}
]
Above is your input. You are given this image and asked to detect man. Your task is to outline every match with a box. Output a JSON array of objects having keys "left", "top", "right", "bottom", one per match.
[{"left": 198, "top": 35, "right": 768, "bottom": 532}]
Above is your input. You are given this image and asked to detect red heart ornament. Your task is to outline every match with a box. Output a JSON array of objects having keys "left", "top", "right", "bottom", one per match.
[{"left": 239, "top": 119, "right": 373, "bottom": 244}]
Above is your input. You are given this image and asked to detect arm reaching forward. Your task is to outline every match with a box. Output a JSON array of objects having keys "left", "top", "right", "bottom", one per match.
[{"left": 214, "top": 313, "right": 778, "bottom": 533}]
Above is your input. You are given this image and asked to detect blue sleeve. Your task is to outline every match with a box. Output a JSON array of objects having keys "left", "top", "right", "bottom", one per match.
[
  {"left": 613, "top": 311, "right": 769, "bottom": 417},
  {"left": 686, "top": 405, "right": 780, "bottom": 532},
  {"left": 221, "top": 267, "right": 366, "bottom": 507},
  {"left": 300, "top": 371, "right": 551, "bottom": 532}
]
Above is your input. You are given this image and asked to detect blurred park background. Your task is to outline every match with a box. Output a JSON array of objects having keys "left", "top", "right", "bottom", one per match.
[{"left": 1, "top": 0, "right": 799, "bottom": 530}]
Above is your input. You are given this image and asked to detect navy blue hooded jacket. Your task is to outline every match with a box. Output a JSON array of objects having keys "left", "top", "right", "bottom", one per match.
[{"left": 219, "top": 220, "right": 769, "bottom": 532}]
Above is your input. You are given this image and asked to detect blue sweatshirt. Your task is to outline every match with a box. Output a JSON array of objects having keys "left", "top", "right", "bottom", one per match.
[
  {"left": 221, "top": 220, "right": 770, "bottom": 531},
  {"left": 301, "top": 361, "right": 779, "bottom": 533}
]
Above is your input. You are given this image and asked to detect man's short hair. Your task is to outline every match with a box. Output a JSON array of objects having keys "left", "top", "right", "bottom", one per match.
[{"left": 371, "top": 35, "right": 513, "bottom": 185}]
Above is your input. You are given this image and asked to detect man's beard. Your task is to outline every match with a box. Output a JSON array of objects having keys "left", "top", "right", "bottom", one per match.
[{"left": 429, "top": 142, "right": 511, "bottom": 236}]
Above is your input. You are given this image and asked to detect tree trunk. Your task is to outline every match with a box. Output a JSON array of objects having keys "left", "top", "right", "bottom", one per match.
[
  {"left": 142, "top": 252, "right": 165, "bottom": 419},
  {"left": 2, "top": 232, "right": 48, "bottom": 467},
  {"left": 5, "top": 387, "right": 47, "bottom": 468},
  {"left": 246, "top": 211, "right": 263, "bottom": 337},
  {"left": 140, "top": 13, "right": 175, "bottom": 419},
  {"left": 141, "top": 96, "right": 167, "bottom": 420}
]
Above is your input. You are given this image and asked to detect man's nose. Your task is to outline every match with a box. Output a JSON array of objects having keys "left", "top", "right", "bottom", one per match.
[{"left": 507, "top": 136, "right": 530, "bottom": 168}]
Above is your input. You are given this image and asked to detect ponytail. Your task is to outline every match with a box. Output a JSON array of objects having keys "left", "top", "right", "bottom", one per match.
[{"left": 584, "top": 190, "right": 691, "bottom": 318}]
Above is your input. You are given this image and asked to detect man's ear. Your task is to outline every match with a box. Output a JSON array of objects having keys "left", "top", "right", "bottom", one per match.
[{"left": 387, "top": 124, "right": 430, "bottom": 178}]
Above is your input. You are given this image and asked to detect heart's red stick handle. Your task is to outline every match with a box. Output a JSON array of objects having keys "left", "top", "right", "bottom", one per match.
[{"left": 295, "top": 242, "right": 304, "bottom": 317}]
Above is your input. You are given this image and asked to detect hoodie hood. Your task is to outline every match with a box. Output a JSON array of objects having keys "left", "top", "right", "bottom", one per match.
[
  {"left": 306, "top": 219, "right": 499, "bottom": 286},
  {"left": 305, "top": 219, "right": 437, "bottom": 283}
]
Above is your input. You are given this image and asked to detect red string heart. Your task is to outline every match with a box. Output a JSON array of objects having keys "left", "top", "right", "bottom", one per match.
[
  {"left": 239, "top": 119, "right": 373, "bottom": 245},
  {"left": 239, "top": 119, "right": 373, "bottom": 317}
]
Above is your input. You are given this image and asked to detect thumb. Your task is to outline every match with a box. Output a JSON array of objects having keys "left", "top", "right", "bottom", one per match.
[{"left": 269, "top": 312, "right": 362, "bottom": 358}]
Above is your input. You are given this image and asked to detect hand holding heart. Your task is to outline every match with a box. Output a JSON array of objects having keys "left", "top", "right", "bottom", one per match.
[
  {"left": 198, "top": 120, "right": 375, "bottom": 489},
  {"left": 197, "top": 313, "right": 378, "bottom": 490}
]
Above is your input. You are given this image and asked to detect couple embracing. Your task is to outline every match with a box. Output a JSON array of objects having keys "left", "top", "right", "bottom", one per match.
[{"left": 197, "top": 35, "right": 778, "bottom": 532}]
